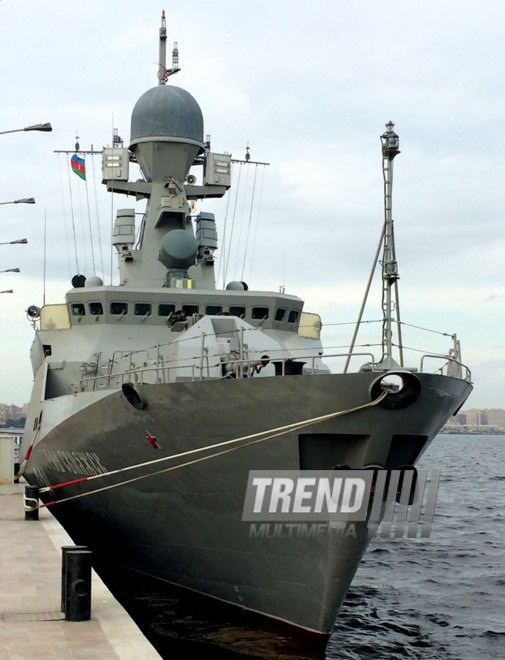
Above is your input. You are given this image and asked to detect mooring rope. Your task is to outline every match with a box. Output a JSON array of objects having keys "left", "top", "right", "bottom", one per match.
[{"left": 32, "top": 391, "right": 387, "bottom": 509}]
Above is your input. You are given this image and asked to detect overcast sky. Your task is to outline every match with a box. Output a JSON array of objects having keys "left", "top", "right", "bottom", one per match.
[{"left": 1, "top": 0, "right": 504, "bottom": 408}]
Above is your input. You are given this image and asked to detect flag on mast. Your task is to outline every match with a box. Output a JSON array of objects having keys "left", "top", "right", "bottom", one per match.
[{"left": 70, "top": 154, "right": 86, "bottom": 181}]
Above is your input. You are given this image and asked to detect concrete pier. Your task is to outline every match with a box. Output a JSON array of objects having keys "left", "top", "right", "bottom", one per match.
[{"left": 0, "top": 483, "right": 160, "bottom": 659}]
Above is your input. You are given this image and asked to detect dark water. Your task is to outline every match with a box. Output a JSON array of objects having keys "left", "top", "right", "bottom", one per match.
[
  {"left": 326, "top": 434, "right": 505, "bottom": 659},
  {"left": 99, "top": 434, "right": 505, "bottom": 659}
]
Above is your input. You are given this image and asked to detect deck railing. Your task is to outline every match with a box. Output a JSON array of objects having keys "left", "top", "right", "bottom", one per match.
[{"left": 78, "top": 348, "right": 471, "bottom": 392}]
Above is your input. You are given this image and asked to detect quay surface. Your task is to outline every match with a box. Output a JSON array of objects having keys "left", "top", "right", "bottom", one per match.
[{"left": 0, "top": 483, "right": 161, "bottom": 659}]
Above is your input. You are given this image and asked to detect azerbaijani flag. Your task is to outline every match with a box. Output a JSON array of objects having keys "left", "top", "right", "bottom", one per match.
[{"left": 71, "top": 154, "right": 86, "bottom": 181}]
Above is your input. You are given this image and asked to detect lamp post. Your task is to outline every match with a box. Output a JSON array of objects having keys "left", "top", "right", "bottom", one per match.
[
  {"left": 0, "top": 239, "right": 28, "bottom": 245},
  {"left": 0, "top": 123, "right": 52, "bottom": 136},
  {"left": 0, "top": 198, "right": 35, "bottom": 206}
]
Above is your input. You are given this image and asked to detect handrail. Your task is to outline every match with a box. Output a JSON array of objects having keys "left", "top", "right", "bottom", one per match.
[
  {"left": 79, "top": 351, "right": 377, "bottom": 391},
  {"left": 420, "top": 353, "right": 471, "bottom": 381},
  {"left": 78, "top": 347, "right": 471, "bottom": 392}
]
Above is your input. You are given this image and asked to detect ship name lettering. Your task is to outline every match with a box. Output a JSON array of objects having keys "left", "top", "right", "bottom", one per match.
[{"left": 40, "top": 450, "right": 107, "bottom": 475}]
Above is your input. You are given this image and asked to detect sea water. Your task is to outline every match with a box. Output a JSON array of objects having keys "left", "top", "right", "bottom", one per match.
[{"left": 327, "top": 433, "right": 505, "bottom": 659}]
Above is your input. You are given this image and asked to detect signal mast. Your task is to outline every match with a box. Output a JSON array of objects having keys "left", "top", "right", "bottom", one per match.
[
  {"left": 344, "top": 122, "right": 404, "bottom": 373},
  {"left": 380, "top": 121, "right": 403, "bottom": 367}
]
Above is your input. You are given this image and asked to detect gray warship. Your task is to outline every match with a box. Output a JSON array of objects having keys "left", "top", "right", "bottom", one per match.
[{"left": 20, "top": 13, "right": 472, "bottom": 641}]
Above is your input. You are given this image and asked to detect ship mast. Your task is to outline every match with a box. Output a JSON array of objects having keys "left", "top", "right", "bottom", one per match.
[
  {"left": 158, "top": 10, "right": 180, "bottom": 85},
  {"left": 344, "top": 122, "right": 404, "bottom": 373},
  {"left": 157, "top": 10, "right": 167, "bottom": 84},
  {"left": 380, "top": 121, "right": 403, "bottom": 367}
]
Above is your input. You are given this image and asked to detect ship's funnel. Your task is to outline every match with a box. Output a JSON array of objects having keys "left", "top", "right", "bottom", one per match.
[{"left": 130, "top": 85, "right": 204, "bottom": 182}]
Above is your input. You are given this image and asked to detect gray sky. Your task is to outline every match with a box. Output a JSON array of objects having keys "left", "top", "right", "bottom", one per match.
[{"left": 1, "top": 0, "right": 503, "bottom": 407}]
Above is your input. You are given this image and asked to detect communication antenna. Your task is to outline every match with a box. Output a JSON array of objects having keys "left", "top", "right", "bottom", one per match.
[
  {"left": 158, "top": 10, "right": 167, "bottom": 84},
  {"left": 158, "top": 11, "right": 180, "bottom": 84}
]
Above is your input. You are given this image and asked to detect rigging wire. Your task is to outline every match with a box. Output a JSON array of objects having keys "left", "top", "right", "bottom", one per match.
[
  {"left": 110, "top": 184, "right": 115, "bottom": 285},
  {"left": 57, "top": 154, "right": 74, "bottom": 280},
  {"left": 90, "top": 146, "right": 105, "bottom": 276},
  {"left": 216, "top": 182, "right": 232, "bottom": 287},
  {"left": 240, "top": 163, "right": 258, "bottom": 281},
  {"left": 65, "top": 155, "right": 81, "bottom": 274},
  {"left": 222, "top": 162, "right": 243, "bottom": 287},
  {"left": 232, "top": 162, "right": 251, "bottom": 276},
  {"left": 84, "top": 174, "right": 97, "bottom": 274},
  {"left": 73, "top": 167, "right": 89, "bottom": 275},
  {"left": 245, "top": 164, "right": 266, "bottom": 283}
]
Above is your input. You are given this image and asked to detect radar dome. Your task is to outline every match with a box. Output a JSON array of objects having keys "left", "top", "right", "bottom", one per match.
[
  {"left": 226, "top": 281, "right": 249, "bottom": 291},
  {"left": 158, "top": 229, "right": 198, "bottom": 270},
  {"left": 130, "top": 85, "right": 204, "bottom": 149},
  {"left": 85, "top": 276, "right": 104, "bottom": 287}
]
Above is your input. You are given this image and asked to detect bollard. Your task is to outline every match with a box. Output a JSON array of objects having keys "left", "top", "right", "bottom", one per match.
[
  {"left": 61, "top": 545, "right": 89, "bottom": 612},
  {"left": 64, "top": 549, "right": 93, "bottom": 621},
  {"left": 24, "top": 484, "right": 39, "bottom": 521}
]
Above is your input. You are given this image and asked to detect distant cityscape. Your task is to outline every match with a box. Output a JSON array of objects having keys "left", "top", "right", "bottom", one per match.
[
  {"left": 1, "top": 402, "right": 504, "bottom": 434},
  {"left": 442, "top": 408, "right": 505, "bottom": 434},
  {"left": 0, "top": 403, "right": 27, "bottom": 429}
]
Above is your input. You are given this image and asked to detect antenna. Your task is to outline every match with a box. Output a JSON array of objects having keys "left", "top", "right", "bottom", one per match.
[
  {"left": 158, "top": 10, "right": 167, "bottom": 85},
  {"left": 343, "top": 122, "right": 403, "bottom": 373},
  {"left": 172, "top": 42, "right": 179, "bottom": 70},
  {"left": 380, "top": 121, "right": 403, "bottom": 366},
  {"left": 112, "top": 128, "right": 123, "bottom": 148},
  {"left": 158, "top": 11, "right": 181, "bottom": 84}
]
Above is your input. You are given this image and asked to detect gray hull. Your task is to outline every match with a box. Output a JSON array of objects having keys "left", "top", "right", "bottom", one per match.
[{"left": 23, "top": 371, "right": 471, "bottom": 634}]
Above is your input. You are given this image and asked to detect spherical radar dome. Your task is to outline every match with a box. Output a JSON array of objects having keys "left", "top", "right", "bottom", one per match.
[
  {"left": 130, "top": 85, "right": 204, "bottom": 149},
  {"left": 159, "top": 229, "right": 198, "bottom": 269}
]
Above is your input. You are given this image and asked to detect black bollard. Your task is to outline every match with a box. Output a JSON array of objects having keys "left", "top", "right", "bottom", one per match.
[
  {"left": 24, "top": 484, "right": 39, "bottom": 521},
  {"left": 64, "top": 549, "right": 93, "bottom": 621},
  {"left": 61, "top": 545, "right": 89, "bottom": 612}
]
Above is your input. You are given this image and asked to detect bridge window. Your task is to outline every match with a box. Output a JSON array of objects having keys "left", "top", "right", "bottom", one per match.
[
  {"left": 275, "top": 308, "right": 286, "bottom": 321},
  {"left": 182, "top": 304, "right": 199, "bottom": 315},
  {"left": 71, "top": 303, "right": 85, "bottom": 316},
  {"left": 110, "top": 302, "right": 128, "bottom": 315},
  {"left": 89, "top": 302, "right": 103, "bottom": 315},
  {"left": 134, "top": 302, "right": 151, "bottom": 316},
  {"left": 288, "top": 310, "right": 300, "bottom": 323},
  {"left": 158, "top": 303, "right": 175, "bottom": 316},
  {"left": 252, "top": 307, "right": 269, "bottom": 320},
  {"left": 206, "top": 305, "right": 222, "bottom": 315},
  {"left": 229, "top": 306, "right": 246, "bottom": 318}
]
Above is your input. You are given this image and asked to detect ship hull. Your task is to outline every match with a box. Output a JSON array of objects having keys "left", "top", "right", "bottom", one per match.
[{"left": 22, "top": 371, "right": 471, "bottom": 634}]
